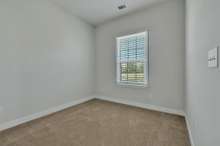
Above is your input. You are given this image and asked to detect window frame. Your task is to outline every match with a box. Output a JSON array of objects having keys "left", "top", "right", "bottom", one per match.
[{"left": 116, "top": 31, "right": 149, "bottom": 87}]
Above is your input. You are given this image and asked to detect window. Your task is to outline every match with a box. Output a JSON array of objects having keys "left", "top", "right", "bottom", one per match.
[{"left": 116, "top": 31, "right": 148, "bottom": 87}]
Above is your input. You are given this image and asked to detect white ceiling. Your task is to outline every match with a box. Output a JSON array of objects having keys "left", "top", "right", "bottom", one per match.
[{"left": 50, "top": 0, "right": 168, "bottom": 26}]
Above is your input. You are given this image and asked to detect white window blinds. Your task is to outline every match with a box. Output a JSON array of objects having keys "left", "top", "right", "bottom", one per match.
[{"left": 116, "top": 32, "right": 148, "bottom": 86}]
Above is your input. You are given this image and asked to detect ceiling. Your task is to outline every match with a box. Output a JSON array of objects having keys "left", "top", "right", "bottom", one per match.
[{"left": 50, "top": 0, "right": 168, "bottom": 26}]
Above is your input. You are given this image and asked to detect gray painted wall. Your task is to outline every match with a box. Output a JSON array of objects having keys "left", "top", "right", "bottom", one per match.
[
  {"left": 2, "top": 1, "right": 218, "bottom": 145},
  {"left": 0, "top": 0, "right": 95, "bottom": 124},
  {"left": 95, "top": 0, "right": 185, "bottom": 111},
  {"left": 185, "top": 0, "right": 219, "bottom": 145}
]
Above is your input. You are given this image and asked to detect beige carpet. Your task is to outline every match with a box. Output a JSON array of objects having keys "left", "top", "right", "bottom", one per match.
[{"left": 0, "top": 99, "right": 190, "bottom": 146}]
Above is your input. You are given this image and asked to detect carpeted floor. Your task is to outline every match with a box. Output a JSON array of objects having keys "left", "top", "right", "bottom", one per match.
[{"left": 0, "top": 99, "right": 190, "bottom": 146}]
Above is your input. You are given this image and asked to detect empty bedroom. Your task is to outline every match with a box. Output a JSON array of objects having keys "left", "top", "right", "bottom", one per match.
[{"left": 0, "top": 0, "right": 218, "bottom": 146}]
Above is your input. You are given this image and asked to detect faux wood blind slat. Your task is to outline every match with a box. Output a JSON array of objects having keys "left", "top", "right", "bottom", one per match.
[{"left": 118, "top": 33, "right": 146, "bottom": 84}]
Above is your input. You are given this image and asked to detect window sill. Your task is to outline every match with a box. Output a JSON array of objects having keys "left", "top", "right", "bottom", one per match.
[{"left": 117, "top": 82, "right": 149, "bottom": 88}]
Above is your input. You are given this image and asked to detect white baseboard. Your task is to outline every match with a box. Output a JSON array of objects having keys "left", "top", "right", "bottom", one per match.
[
  {"left": 185, "top": 115, "right": 195, "bottom": 146},
  {"left": 0, "top": 95, "right": 195, "bottom": 146},
  {"left": 95, "top": 96, "right": 185, "bottom": 116},
  {"left": 0, "top": 96, "right": 94, "bottom": 132},
  {"left": 96, "top": 96, "right": 196, "bottom": 145}
]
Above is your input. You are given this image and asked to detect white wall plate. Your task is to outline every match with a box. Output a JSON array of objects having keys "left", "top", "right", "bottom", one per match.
[{"left": 208, "top": 47, "right": 218, "bottom": 68}]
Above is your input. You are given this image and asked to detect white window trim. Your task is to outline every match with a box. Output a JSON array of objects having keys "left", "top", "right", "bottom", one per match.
[{"left": 116, "top": 31, "right": 149, "bottom": 87}]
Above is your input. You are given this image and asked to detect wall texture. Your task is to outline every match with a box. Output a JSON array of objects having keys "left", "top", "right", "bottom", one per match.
[
  {"left": 0, "top": 0, "right": 95, "bottom": 124},
  {"left": 95, "top": 0, "right": 185, "bottom": 111},
  {"left": 185, "top": 0, "right": 219, "bottom": 145}
]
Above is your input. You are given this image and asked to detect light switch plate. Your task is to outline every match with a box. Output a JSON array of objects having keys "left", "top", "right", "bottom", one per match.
[{"left": 208, "top": 47, "right": 218, "bottom": 68}]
